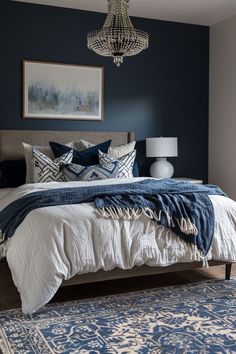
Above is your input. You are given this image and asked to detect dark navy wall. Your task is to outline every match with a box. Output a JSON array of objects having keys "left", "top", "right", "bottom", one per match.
[{"left": 0, "top": 0, "right": 209, "bottom": 180}]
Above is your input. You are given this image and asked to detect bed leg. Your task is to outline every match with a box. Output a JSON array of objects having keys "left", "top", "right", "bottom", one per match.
[{"left": 225, "top": 263, "right": 232, "bottom": 280}]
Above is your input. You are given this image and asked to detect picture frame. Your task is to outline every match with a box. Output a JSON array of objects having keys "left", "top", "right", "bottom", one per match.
[{"left": 23, "top": 60, "right": 104, "bottom": 121}]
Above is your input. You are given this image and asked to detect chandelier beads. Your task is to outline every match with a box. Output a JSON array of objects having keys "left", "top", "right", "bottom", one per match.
[{"left": 87, "top": 0, "right": 149, "bottom": 67}]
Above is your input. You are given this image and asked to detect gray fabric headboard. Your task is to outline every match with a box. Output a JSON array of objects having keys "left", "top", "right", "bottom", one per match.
[{"left": 0, "top": 130, "right": 135, "bottom": 160}]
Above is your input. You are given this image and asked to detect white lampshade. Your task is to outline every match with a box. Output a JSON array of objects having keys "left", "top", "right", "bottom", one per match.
[{"left": 146, "top": 137, "right": 178, "bottom": 158}]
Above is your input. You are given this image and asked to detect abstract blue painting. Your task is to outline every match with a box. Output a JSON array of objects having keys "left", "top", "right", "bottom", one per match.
[{"left": 23, "top": 61, "right": 103, "bottom": 120}]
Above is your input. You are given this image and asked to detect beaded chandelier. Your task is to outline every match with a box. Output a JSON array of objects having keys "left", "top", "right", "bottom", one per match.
[{"left": 87, "top": 0, "right": 149, "bottom": 67}]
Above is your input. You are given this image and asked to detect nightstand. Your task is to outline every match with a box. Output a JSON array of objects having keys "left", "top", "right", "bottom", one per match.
[{"left": 173, "top": 177, "right": 203, "bottom": 184}]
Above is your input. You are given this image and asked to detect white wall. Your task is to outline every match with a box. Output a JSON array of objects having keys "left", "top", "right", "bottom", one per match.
[{"left": 209, "top": 14, "right": 236, "bottom": 200}]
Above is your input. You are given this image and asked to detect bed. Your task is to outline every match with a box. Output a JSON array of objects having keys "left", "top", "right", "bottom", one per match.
[{"left": 0, "top": 129, "right": 235, "bottom": 314}]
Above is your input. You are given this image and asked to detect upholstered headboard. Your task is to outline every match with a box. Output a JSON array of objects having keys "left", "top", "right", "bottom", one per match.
[{"left": 0, "top": 130, "right": 135, "bottom": 160}]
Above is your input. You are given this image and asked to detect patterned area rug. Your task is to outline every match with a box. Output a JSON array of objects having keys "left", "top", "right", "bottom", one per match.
[{"left": 0, "top": 280, "right": 236, "bottom": 354}]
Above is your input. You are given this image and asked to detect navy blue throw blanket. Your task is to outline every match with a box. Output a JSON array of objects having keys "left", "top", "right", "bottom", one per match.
[{"left": 0, "top": 179, "right": 225, "bottom": 255}]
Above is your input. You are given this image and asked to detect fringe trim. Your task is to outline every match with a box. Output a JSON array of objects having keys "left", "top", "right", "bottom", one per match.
[
  {"left": 96, "top": 206, "right": 210, "bottom": 266},
  {"left": 97, "top": 207, "right": 198, "bottom": 237},
  {"left": 175, "top": 217, "right": 198, "bottom": 236},
  {"left": 193, "top": 244, "right": 209, "bottom": 268}
]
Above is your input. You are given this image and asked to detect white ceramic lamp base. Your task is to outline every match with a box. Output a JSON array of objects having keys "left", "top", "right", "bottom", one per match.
[{"left": 150, "top": 158, "right": 174, "bottom": 179}]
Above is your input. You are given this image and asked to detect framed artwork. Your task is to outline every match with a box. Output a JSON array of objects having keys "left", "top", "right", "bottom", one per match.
[{"left": 23, "top": 60, "right": 104, "bottom": 121}]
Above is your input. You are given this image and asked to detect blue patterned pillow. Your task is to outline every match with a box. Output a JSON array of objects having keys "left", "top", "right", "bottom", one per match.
[
  {"left": 62, "top": 161, "right": 119, "bottom": 181},
  {"left": 99, "top": 150, "right": 136, "bottom": 178},
  {"left": 33, "top": 148, "right": 73, "bottom": 183},
  {"left": 49, "top": 140, "right": 112, "bottom": 166}
]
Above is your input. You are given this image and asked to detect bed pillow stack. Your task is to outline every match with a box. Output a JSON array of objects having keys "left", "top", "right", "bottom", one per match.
[
  {"left": 20, "top": 138, "right": 138, "bottom": 184},
  {"left": 76, "top": 139, "right": 139, "bottom": 177},
  {"left": 50, "top": 139, "right": 138, "bottom": 182},
  {"left": 50, "top": 140, "right": 117, "bottom": 182},
  {"left": 21, "top": 140, "right": 112, "bottom": 184},
  {"left": 49, "top": 140, "right": 112, "bottom": 166}
]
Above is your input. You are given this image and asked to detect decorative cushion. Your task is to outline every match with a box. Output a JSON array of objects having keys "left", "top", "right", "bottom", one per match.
[
  {"left": 99, "top": 150, "right": 136, "bottom": 178},
  {"left": 0, "top": 160, "right": 26, "bottom": 188},
  {"left": 23, "top": 142, "right": 74, "bottom": 184},
  {"left": 50, "top": 140, "right": 112, "bottom": 166},
  {"left": 75, "top": 139, "right": 136, "bottom": 157},
  {"left": 74, "top": 140, "right": 139, "bottom": 177},
  {"left": 62, "top": 161, "right": 119, "bottom": 182},
  {"left": 32, "top": 148, "right": 73, "bottom": 183},
  {"left": 109, "top": 142, "right": 136, "bottom": 159},
  {"left": 74, "top": 139, "right": 94, "bottom": 151}
]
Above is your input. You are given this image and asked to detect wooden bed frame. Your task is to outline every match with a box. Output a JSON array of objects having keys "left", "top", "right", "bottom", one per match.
[{"left": 0, "top": 129, "right": 233, "bottom": 285}]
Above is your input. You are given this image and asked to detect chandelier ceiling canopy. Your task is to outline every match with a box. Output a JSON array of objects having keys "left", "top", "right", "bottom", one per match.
[{"left": 87, "top": 0, "right": 149, "bottom": 67}]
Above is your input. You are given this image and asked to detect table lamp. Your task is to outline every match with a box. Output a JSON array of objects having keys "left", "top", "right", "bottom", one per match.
[{"left": 146, "top": 137, "right": 178, "bottom": 178}]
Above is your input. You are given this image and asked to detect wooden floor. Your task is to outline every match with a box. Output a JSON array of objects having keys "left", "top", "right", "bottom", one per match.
[{"left": 0, "top": 263, "right": 236, "bottom": 312}]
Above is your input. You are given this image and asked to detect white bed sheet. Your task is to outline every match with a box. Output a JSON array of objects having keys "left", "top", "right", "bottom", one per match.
[
  {"left": 0, "top": 188, "right": 14, "bottom": 200},
  {"left": 1, "top": 178, "right": 235, "bottom": 314}
]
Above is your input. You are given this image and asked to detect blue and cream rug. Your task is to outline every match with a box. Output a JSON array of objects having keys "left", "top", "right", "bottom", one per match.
[{"left": 0, "top": 279, "right": 236, "bottom": 353}]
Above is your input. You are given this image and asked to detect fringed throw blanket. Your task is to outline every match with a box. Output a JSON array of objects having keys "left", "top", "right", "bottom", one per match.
[{"left": 0, "top": 179, "right": 225, "bottom": 257}]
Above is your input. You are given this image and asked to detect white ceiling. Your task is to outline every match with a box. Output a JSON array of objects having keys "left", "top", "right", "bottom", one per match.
[{"left": 13, "top": 0, "right": 236, "bottom": 26}]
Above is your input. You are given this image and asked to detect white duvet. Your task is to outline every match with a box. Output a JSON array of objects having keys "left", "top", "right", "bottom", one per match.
[{"left": 1, "top": 177, "right": 236, "bottom": 314}]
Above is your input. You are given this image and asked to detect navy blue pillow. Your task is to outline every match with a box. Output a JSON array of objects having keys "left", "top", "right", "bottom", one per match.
[
  {"left": 0, "top": 160, "right": 26, "bottom": 188},
  {"left": 50, "top": 140, "right": 112, "bottom": 166}
]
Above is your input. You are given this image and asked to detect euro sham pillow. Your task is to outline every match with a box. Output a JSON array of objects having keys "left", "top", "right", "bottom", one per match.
[
  {"left": 32, "top": 148, "right": 73, "bottom": 183},
  {"left": 74, "top": 140, "right": 139, "bottom": 176},
  {"left": 23, "top": 142, "right": 74, "bottom": 184},
  {"left": 109, "top": 141, "right": 136, "bottom": 159},
  {"left": 62, "top": 161, "right": 119, "bottom": 182},
  {"left": 50, "top": 140, "right": 112, "bottom": 166},
  {"left": 99, "top": 150, "right": 136, "bottom": 178},
  {"left": 0, "top": 159, "right": 26, "bottom": 188}
]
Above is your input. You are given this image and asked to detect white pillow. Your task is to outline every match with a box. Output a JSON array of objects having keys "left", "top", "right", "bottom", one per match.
[
  {"left": 74, "top": 139, "right": 94, "bottom": 151},
  {"left": 108, "top": 141, "right": 136, "bottom": 159},
  {"left": 23, "top": 142, "right": 74, "bottom": 184},
  {"left": 74, "top": 139, "right": 136, "bottom": 159},
  {"left": 99, "top": 150, "right": 136, "bottom": 178},
  {"left": 32, "top": 148, "right": 73, "bottom": 183}
]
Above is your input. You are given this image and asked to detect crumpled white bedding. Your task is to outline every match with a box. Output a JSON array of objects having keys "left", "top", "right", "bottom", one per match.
[{"left": 0, "top": 177, "right": 236, "bottom": 314}]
